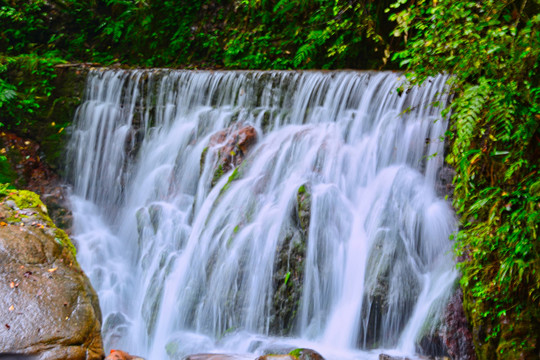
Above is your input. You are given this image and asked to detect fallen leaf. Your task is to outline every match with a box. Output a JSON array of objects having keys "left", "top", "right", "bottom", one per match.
[
  {"left": 9, "top": 281, "right": 15, "bottom": 288},
  {"left": 0, "top": 222, "right": 6, "bottom": 226},
  {"left": 5, "top": 324, "right": 10, "bottom": 330},
  {"left": 48, "top": 267, "right": 58, "bottom": 273},
  {"left": 9, "top": 305, "right": 14, "bottom": 311}
]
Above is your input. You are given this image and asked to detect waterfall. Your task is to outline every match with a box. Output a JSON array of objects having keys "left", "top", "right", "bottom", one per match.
[{"left": 67, "top": 70, "right": 457, "bottom": 360}]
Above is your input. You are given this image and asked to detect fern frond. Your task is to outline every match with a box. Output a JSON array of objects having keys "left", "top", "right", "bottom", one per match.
[{"left": 450, "top": 77, "right": 490, "bottom": 163}]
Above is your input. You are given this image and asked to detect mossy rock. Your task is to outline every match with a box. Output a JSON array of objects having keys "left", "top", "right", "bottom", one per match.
[
  {"left": 296, "top": 184, "right": 311, "bottom": 232},
  {"left": 0, "top": 189, "right": 103, "bottom": 359},
  {"left": 288, "top": 348, "right": 325, "bottom": 360},
  {"left": 1, "top": 189, "right": 76, "bottom": 258}
]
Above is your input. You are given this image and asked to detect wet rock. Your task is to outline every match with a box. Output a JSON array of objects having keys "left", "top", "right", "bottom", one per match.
[
  {"left": 0, "top": 354, "right": 38, "bottom": 359},
  {"left": 102, "top": 312, "right": 130, "bottom": 351},
  {"left": 296, "top": 185, "right": 311, "bottom": 232},
  {"left": 443, "top": 288, "right": 476, "bottom": 360},
  {"left": 359, "top": 228, "right": 421, "bottom": 347},
  {"left": 105, "top": 349, "right": 144, "bottom": 360},
  {"left": 416, "top": 333, "right": 449, "bottom": 358},
  {"left": 253, "top": 343, "right": 295, "bottom": 356},
  {"left": 0, "top": 190, "right": 103, "bottom": 360},
  {"left": 378, "top": 355, "right": 411, "bottom": 360},
  {"left": 288, "top": 348, "right": 325, "bottom": 360},
  {"left": 165, "top": 332, "right": 216, "bottom": 359},
  {"left": 269, "top": 184, "right": 311, "bottom": 335},
  {"left": 435, "top": 166, "right": 456, "bottom": 199},
  {"left": 269, "top": 227, "right": 305, "bottom": 335},
  {"left": 256, "top": 356, "right": 295, "bottom": 360},
  {"left": 206, "top": 125, "right": 258, "bottom": 186},
  {"left": 185, "top": 355, "right": 250, "bottom": 360}
]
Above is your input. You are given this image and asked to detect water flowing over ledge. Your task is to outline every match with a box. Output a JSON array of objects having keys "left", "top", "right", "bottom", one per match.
[{"left": 67, "top": 70, "right": 458, "bottom": 360}]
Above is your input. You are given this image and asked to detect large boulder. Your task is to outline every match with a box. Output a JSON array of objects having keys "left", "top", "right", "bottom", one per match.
[{"left": 0, "top": 190, "right": 103, "bottom": 360}]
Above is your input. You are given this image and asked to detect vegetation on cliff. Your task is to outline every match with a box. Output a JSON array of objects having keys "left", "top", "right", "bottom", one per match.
[
  {"left": 0, "top": 0, "right": 538, "bottom": 358},
  {"left": 390, "top": 0, "right": 539, "bottom": 358}
]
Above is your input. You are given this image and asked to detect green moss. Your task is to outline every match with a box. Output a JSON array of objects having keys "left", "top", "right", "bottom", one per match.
[
  {"left": 211, "top": 163, "right": 224, "bottom": 186},
  {"left": 220, "top": 167, "right": 240, "bottom": 194},
  {"left": 289, "top": 349, "right": 302, "bottom": 357},
  {"left": 200, "top": 146, "right": 209, "bottom": 174},
  {"left": 296, "top": 184, "right": 311, "bottom": 231},
  {"left": 3, "top": 189, "right": 77, "bottom": 258},
  {"left": 9, "top": 189, "right": 42, "bottom": 209},
  {"left": 54, "top": 228, "right": 77, "bottom": 258}
]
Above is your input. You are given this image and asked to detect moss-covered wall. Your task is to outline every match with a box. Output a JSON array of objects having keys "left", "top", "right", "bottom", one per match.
[{"left": 2, "top": 62, "right": 89, "bottom": 172}]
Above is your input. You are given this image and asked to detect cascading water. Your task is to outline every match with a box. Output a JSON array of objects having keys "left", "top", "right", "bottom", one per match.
[{"left": 67, "top": 70, "right": 457, "bottom": 360}]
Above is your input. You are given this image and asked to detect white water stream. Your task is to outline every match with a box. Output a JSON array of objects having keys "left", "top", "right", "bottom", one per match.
[{"left": 67, "top": 70, "right": 457, "bottom": 360}]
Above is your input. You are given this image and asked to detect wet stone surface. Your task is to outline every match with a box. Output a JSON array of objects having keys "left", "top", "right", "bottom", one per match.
[
  {"left": 0, "top": 190, "right": 103, "bottom": 360},
  {"left": 204, "top": 124, "right": 258, "bottom": 187}
]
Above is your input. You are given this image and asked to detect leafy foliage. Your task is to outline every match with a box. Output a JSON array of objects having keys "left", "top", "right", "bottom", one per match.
[
  {"left": 223, "top": 0, "right": 392, "bottom": 69},
  {"left": 0, "top": 1, "right": 539, "bottom": 358},
  {"left": 388, "top": 0, "right": 540, "bottom": 358},
  {"left": 0, "top": 55, "right": 63, "bottom": 133},
  {"left": 0, "top": 0, "right": 397, "bottom": 69}
]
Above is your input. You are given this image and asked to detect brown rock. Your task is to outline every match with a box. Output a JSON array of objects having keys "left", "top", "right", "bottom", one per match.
[
  {"left": 207, "top": 125, "right": 258, "bottom": 185},
  {"left": 105, "top": 349, "right": 145, "bottom": 360},
  {"left": 0, "top": 191, "right": 103, "bottom": 360},
  {"left": 443, "top": 288, "right": 476, "bottom": 360},
  {"left": 291, "top": 348, "right": 324, "bottom": 360}
]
